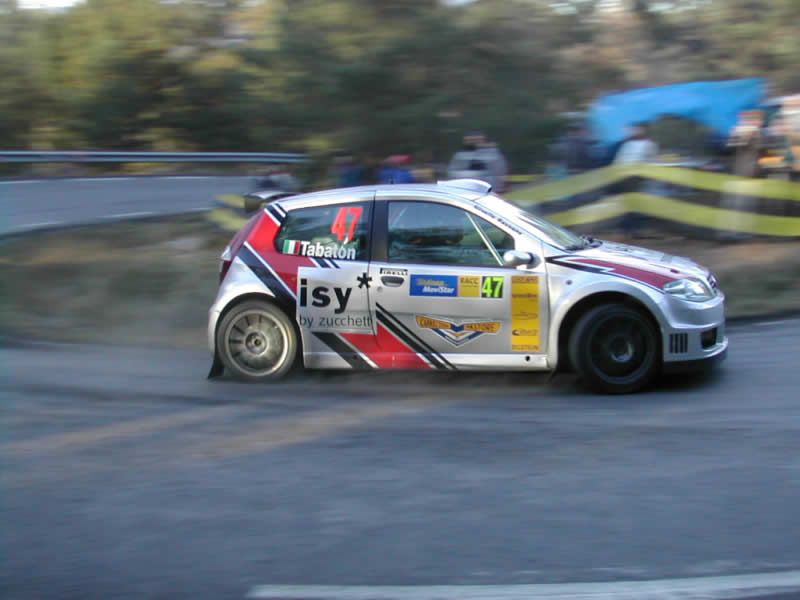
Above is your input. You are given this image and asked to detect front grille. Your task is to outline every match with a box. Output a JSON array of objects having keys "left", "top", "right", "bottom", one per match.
[{"left": 670, "top": 333, "right": 688, "bottom": 354}]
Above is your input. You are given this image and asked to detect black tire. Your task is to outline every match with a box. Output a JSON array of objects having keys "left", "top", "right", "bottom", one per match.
[
  {"left": 215, "top": 300, "right": 297, "bottom": 381},
  {"left": 568, "top": 304, "right": 660, "bottom": 394}
]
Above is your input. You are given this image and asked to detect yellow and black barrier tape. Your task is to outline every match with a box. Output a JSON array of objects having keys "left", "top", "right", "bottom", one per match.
[
  {"left": 216, "top": 193, "right": 248, "bottom": 211},
  {"left": 507, "top": 174, "right": 539, "bottom": 184},
  {"left": 547, "top": 192, "right": 800, "bottom": 237},
  {"left": 208, "top": 167, "right": 800, "bottom": 237},
  {"left": 207, "top": 206, "right": 248, "bottom": 231},
  {"left": 507, "top": 165, "right": 800, "bottom": 205}
]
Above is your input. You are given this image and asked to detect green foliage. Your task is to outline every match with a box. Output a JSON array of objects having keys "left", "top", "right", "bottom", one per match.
[{"left": 1, "top": 0, "right": 798, "bottom": 171}]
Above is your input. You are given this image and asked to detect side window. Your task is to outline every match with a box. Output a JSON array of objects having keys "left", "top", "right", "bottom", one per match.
[
  {"left": 477, "top": 217, "right": 516, "bottom": 255},
  {"left": 276, "top": 202, "right": 371, "bottom": 261},
  {"left": 387, "top": 201, "right": 514, "bottom": 266}
]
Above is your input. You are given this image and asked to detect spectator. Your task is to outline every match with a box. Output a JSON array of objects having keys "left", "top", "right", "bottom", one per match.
[
  {"left": 563, "top": 124, "right": 596, "bottom": 173},
  {"left": 477, "top": 140, "right": 508, "bottom": 192},
  {"left": 613, "top": 123, "right": 659, "bottom": 165},
  {"left": 336, "top": 155, "right": 365, "bottom": 188},
  {"left": 447, "top": 132, "right": 508, "bottom": 191},
  {"left": 378, "top": 155, "right": 415, "bottom": 184},
  {"left": 727, "top": 110, "right": 763, "bottom": 178},
  {"left": 610, "top": 123, "right": 658, "bottom": 238}
]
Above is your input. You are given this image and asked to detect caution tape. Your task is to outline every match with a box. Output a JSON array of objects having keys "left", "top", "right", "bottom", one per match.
[
  {"left": 547, "top": 193, "right": 800, "bottom": 237},
  {"left": 507, "top": 165, "right": 800, "bottom": 205},
  {"left": 207, "top": 207, "right": 248, "bottom": 231},
  {"left": 216, "top": 193, "right": 248, "bottom": 211},
  {"left": 208, "top": 167, "right": 800, "bottom": 237}
]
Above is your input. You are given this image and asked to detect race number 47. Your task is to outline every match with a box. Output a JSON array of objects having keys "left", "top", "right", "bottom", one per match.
[
  {"left": 481, "top": 275, "right": 504, "bottom": 298},
  {"left": 330, "top": 206, "right": 363, "bottom": 242}
]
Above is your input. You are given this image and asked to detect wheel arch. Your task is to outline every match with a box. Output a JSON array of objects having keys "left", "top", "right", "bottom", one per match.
[
  {"left": 550, "top": 289, "right": 663, "bottom": 372},
  {"left": 212, "top": 291, "right": 301, "bottom": 367},
  {"left": 216, "top": 292, "right": 293, "bottom": 330}
]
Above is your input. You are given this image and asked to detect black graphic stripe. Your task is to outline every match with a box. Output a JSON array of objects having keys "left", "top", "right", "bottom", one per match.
[
  {"left": 266, "top": 204, "right": 285, "bottom": 224},
  {"left": 272, "top": 203, "right": 287, "bottom": 218},
  {"left": 328, "top": 259, "right": 340, "bottom": 269},
  {"left": 310, "top": 257, "right": 330, "bottom": 269},
  {"left": 375, "top": 303, "right": 448, "bottom": 360},
  {"left": 546, "top": 255, "right": 666, "bottom": 292},
  {"left": 546, "top": 256, "right": 603, "bottom": 274},
  {"left": 375, "top": 311, "right": 448, "bottom": 370},
  {"left": 312, "top": 332, "right": 373, "bottom": 370},
  {"left": 238, "top": 244, "right": 295, "bottom": 305},
  {"left": 375, "top": 303, "right": 455, "bottom": 370}
]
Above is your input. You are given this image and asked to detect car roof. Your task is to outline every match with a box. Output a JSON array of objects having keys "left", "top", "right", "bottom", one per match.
[{"left": 276, "top": 179, "right": 492, "bottom": 209}]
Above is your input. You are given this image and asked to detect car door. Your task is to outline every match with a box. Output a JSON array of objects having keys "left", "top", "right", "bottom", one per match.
[
  {"left": 367, "top": 191, "right": 549, "bottom": 370},
  {"left": 273, "top": 192, "right": 377, "bottom": 369}
]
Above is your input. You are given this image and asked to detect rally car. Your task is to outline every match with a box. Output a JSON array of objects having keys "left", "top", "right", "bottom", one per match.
[{"left": 208, "top": 179, "right": 727, "bottom": 393}]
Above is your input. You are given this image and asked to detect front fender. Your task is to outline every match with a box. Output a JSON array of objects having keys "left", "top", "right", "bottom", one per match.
[{"left": 546, "top": 279, "right": 666, "bottom": 369}]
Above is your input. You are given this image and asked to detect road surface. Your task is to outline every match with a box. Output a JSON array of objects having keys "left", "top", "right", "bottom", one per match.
[
  {"left": 0, "top": 176, "right": 252, "bottom": 234},
  {"left": 2, "top": 319, "right": 800, "bottom": 598}
]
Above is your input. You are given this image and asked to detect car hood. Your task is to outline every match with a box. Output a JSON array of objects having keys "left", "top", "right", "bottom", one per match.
[
  {"left": 547, "top": 240, "right": 713, "bottom": 292},
  {"left": 589, "top": 240, "right": 709, "bottom": 278}
]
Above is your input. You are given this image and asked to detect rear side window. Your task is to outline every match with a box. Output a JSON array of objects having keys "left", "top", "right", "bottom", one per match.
[
  {"left": 387, "top": 201, "right": 514, "bottom": 266},
  {"left": 275, "top": 202, "right": 371, "bottom": 261}
]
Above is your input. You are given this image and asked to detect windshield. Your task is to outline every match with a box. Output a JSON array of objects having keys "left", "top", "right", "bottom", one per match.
[{"left": 478, "top": 194, "right": 586, "bottom": 250}]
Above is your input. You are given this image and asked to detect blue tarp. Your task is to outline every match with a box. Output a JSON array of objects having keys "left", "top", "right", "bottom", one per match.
[{"left": 588, "top": 78, "right": 766, "bottom": 148}]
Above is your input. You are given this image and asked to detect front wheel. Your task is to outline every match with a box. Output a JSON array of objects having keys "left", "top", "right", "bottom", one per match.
[
  {"left": 216, "top": 300, "right": 297, "bottom": 381},
  {"left": 568, "top": 304, "right": 660, "bottom": 394}
]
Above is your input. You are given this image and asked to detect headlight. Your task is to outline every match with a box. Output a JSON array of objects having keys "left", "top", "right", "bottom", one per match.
[{"left": 663, "top": 278, "right": 714, "bottom": 302}]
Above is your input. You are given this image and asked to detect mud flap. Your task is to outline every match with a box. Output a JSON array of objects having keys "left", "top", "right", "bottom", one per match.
[{"left": 207, "top": 352, "right": 225, "bottom": 379}]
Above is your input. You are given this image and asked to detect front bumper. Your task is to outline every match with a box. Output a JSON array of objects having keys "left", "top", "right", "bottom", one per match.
[
  {"left": 659, "top": 292, "right": 727, "bottom": 369},
  {"left": 662, "top": 344, "right": 727, "bottom": 374}
]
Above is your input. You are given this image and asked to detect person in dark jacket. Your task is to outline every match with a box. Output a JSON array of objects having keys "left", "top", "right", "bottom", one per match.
[
  {"left": 378, "top": 155, "right": 415, "bottom": 184},
  {"left": 336, "top": 155, "right": 365, "bottom": 188}
]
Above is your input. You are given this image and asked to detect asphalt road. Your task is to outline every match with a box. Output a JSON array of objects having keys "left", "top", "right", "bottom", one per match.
[
  {"left": 0, "top": 176, "right": 252, "bottom": 234},
  {"left": 2, "top": 319, "right": 800, "bottom": 599}
]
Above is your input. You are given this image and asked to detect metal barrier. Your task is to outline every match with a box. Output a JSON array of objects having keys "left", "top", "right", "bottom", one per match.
[{"left": 0, "top": 150, "right": 308, "bottom": 164}]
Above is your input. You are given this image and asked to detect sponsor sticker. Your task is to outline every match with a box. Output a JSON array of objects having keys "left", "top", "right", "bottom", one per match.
[
  {"left": 297, "top": 274, "right": 372, "bottom": 332},
  {"left": 415, "top": 315, "right": 501, "bottom": 347},
  {"left": 511, "top": 275, "right": 540, "bottom": 352},
  {"left": 409, "top": 275, "right": 458, "bottom": 297},
  {"left": 459, "top": 275, "right": 504, "bottom": 298},
  {"left": 471, "top": 202, "right": 523, "bottom": 234},
  {"left": 282, "top": 239, "right": 357, "bottom": 260},
  {"left": 458, "top": 275, "right": 481, "bottom": 297},
  {"left": 380, "top": 267, "right": 408, "bottom": 277},
  {"left": 298, "top": 314, "right": 373, "bottom": 331}
]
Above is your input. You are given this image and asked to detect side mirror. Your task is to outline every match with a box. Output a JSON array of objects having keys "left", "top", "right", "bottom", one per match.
[
  {"left": 243, "top": 194, "right": 267, "bottom": 214},
  {"left": 503, "top": 250, "right": 539, "bottom": 268}
]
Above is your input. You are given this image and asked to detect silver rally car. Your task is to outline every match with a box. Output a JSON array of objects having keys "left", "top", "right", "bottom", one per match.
[{"left": 208, "top": 179, "right": 727, "bottom": 393}]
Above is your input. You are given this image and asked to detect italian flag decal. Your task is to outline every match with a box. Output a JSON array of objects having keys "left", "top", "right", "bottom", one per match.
[{"left": 282, "top": 240, "right": 300, "bottom": 254}]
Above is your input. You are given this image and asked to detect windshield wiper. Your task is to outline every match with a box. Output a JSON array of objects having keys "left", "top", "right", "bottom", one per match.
[
  {"left": 582, "top": 235, "right": 602, "bottom": 248},
  {"left": 564, "top": 242, "right": 587, "bottom": 251},
  {"left": 565, "top": 236, "right": 601, "bottom": 252}
]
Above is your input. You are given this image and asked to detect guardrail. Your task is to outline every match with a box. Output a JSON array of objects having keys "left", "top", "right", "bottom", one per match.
[{"left": 0, "top": 150, "right": 308, "bottom": 164}]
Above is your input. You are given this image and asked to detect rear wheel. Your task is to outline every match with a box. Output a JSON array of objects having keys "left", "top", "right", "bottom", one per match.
[
  {"left": 216, "top": 300, "right": 297, "bottom": 381},
  {"left": 568, "top": 304, "right": 660, "bottom": 394}
]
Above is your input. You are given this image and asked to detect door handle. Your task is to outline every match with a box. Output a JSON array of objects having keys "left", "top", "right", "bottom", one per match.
[{"left": 381, "top": 275, "right": 404, "bottom": 287}]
